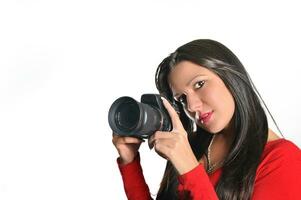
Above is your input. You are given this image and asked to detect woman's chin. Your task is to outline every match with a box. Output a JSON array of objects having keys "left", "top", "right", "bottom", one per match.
[{"left": 197, "top": 123, "right": 223, "bottom": 134}]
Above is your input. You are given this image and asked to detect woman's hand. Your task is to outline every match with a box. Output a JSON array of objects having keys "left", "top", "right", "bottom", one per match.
[
  {"left": 112, "top": 134, "right": 144, "bottom": 165},
  {"left": 148, "top": 97, "right": 199, "bottom": 175}
]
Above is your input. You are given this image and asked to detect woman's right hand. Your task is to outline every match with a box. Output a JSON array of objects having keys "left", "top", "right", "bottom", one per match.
[{"left": 112, "top": 133, "right": 144, "bottom": 165}]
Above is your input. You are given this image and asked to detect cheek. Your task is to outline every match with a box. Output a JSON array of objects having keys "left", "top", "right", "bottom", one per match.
[
  {"left": 201, "top": 85, "right": 221, "bottom": 109},
  {"left": 205, "top": 84, "right": 235, "bottom": 126},
  {"left": 216, "top": 87, "right": 235, "bottom": 123}
]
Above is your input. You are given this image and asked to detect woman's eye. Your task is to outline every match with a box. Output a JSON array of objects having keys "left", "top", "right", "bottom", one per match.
[{"left": 194, "top": 80, "right": 205, "bottom": 89}]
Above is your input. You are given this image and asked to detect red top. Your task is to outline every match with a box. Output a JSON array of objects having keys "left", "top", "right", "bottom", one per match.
[{"left": 117, "top": 139, "right": 301, "bottom": 199}]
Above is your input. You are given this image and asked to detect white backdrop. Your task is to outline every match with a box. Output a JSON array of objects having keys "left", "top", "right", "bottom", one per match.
[{"left": 0, "top": 0, "right": 300, "bottom": 199}]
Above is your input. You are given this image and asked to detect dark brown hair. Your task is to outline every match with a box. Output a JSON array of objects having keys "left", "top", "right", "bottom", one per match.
[{"left": 155, "top": 39, "right": 269, "bottom": 199}]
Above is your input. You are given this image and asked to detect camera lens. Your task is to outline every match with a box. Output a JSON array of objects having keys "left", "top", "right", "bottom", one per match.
[
  {"left": 108, "top": 97, "right": 139, "bottom": 136},
  {"left": 108, "top": 95, "right": 168, "bottom": 138},
  {"left": 116, "top": 101, "right": 139, "bottom": 131}
]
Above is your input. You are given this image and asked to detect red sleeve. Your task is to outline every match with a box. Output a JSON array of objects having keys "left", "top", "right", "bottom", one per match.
[
  {"left": 117, "top": 153, "right": 152, "bottom": 200},
  {"left": 252, "top": 140, "right": 301, "bottom": 199},
  {"left": 177, "top": 164, "right": 219, "bottom": 200}
]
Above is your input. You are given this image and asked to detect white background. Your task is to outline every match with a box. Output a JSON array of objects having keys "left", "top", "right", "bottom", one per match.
[{"left": 0, "top": 0, "right": 300, "bottom": 199}]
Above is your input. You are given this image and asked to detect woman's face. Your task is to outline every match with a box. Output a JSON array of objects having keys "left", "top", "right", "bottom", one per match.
[{"left": 168, "top": 61, "right": 235, "bottom": 133}]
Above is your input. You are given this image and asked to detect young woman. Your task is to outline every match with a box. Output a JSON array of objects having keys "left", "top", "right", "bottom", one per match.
[{"left": 112, "top": 39, "right": 301, "bottom": 199}]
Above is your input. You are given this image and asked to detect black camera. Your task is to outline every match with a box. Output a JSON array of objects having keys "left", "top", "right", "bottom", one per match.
[{"left": 108, "top": 94, "right": 172, "bottom": 139}]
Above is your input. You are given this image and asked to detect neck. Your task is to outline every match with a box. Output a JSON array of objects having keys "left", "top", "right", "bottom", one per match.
[{"left": 207, "top": 121, "right": 235, "bottom": 171}]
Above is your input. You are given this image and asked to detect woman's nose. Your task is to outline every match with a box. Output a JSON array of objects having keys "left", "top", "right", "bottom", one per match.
[{"left": 186, "top": 93, "right": 203, "bottom": 113}]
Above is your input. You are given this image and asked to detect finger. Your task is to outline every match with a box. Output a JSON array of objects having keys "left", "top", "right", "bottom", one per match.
[
  {"left": 153, "top": 138, "right": 173, "bottom": 160},
  {"left": 113, "top": 132, "right": 145, "bottom": 141},
  {"left": 151, "top": 131, "right": 174, "bottom": 140},
  {"left": 154, "top": 138, "right": 174, "bottom": 149},
  {"left": 161, "top": 97, "right": 185, "bottom": 131},
  {"left": 148, "top": 131, "right": 173, "bottom": 149},
  {"left": 113, "top": 135, "right": 144, "bottom": 145}
]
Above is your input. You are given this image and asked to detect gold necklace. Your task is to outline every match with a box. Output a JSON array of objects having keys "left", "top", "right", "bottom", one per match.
[{"left": 206, "top": 134, "right": 224, "bottom": 174}]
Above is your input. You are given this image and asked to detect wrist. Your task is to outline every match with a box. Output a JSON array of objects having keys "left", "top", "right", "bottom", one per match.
[
  {"left": 176, "top": 157, "right": 199, "bottom": 175},
  {"left": 118, "top": 152, "right": 139, "bottom": 165},
  {"left": 119, "top": 157, "right": 134, "bottom": 165}
]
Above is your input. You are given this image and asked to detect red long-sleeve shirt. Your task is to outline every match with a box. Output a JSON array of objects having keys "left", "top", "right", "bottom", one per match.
[{"left": 117, "top": 139, "right": 301, "bottom": 199}]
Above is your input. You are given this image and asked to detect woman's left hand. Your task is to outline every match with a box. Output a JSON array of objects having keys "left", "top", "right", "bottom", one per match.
[{"left": 148, "top": 97, "right": 199, "bottom": 175}]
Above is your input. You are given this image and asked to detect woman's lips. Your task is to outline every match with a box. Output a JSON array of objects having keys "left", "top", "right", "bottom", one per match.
[{"left": 198, "top": 111, "right": 213, "bottom": 124}]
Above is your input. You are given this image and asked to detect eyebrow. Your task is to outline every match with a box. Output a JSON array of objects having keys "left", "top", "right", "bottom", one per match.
[{"left": 172, "top": 74, "right": 207, "bottom": 97}]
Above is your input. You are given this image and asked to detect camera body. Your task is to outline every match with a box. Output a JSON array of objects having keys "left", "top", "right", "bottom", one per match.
[{"left": 108, "top": 94, "right": 172, "bottom": 139}]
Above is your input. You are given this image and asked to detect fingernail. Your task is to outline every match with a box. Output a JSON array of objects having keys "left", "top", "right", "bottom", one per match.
[{"left": 161, "top": 96, "right": 167, "bottom": 101}]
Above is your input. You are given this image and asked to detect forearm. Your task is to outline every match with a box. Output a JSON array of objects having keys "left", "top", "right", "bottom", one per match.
[
  {"left": 178, "top": 164, "right": 218, "bottom": 200},
  {"left": 118, "top": 153, "right": 152, "bottom": 200}
]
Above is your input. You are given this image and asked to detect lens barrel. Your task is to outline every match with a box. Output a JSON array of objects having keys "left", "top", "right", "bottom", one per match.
[{"left": 108, "top": 96, "right": 163, "bottom": 138}]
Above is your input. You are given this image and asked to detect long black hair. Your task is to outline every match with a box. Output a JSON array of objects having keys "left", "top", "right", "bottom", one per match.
[{"left": 155, "top": 39, "right": 269, "bottom": 199}]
